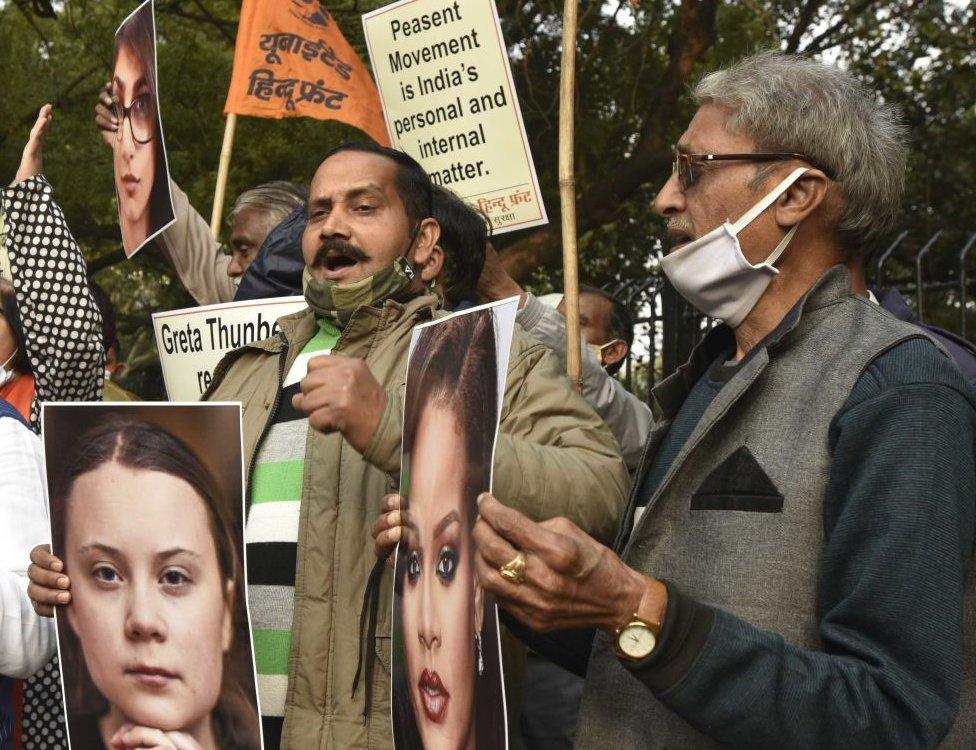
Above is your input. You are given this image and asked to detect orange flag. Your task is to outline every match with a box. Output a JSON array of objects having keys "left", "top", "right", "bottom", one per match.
[{"left": 224, "top": 0, "right": 390, "bottom": 145}]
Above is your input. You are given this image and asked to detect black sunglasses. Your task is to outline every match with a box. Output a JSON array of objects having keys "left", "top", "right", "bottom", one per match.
[{"left": 673, "top": 151, "right": 836, "bottom": 190}]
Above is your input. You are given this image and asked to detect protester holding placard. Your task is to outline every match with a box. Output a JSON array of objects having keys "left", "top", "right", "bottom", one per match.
[
  {"left": 197, "top": 143, "right": 626, "bottom": 748},
  {"left": 0, "top": 396, "right": 56, "bottom": 748}
]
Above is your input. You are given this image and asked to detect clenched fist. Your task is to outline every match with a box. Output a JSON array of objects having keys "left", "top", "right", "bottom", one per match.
[{"left": 292, "top": 355, "right": 387, "bottom": 454}]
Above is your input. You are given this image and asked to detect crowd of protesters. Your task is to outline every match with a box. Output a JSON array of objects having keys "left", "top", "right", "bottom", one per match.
[{"left": 2, "top": 47, "right": 976, "bottom": 750}]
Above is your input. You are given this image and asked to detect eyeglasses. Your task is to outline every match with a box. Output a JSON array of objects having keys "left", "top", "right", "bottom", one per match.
[
  {"left": 672, "top": 151, "right": 835, "bottom": 190},
  {"left": 113, "top": 94, "right": 157, "bottom": 145}
]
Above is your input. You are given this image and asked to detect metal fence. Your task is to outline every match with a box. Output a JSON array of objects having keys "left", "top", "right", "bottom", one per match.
[{"left": 612, "top": 229, "right": 976, "bottom": 405}]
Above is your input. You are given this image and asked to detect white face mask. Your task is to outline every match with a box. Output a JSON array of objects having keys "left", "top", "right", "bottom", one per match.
[
  {"left": 0, "top": 348, "right": 18, "bottom": 387},
  {"left": 660, "top": 167, "right": 808, "bottom": 328}
]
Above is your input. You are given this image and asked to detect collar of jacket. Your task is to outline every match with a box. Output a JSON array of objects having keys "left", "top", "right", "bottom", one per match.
[
  {"left": 238, "top": 290, "right": 442, "bottom": 358},
  {"left": 652, "top": 264, "right": 855, "bottom": 420}
]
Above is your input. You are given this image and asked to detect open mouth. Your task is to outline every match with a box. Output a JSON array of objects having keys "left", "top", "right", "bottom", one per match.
[
  {"left": 312, "top": 241, "right": 368, "bottom": 279},
  {"left": 418, "top": 668, "right": 449, "bottom": 723},
  {"left": 323, "top": 249, "right": 359, "bottom": 272}
]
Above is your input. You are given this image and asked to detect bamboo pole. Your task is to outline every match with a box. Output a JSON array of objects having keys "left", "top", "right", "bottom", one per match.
[
  {"left": 210, "top": 113, "right": 238, "bottom": 241},
  {"left": 558, "top": 0, "right": 582, "bottom": 393}
]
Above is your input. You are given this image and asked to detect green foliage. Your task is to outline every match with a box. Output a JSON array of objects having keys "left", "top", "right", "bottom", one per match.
[{"left": 0, "top": 0, "right": 973, "bottom": 388}]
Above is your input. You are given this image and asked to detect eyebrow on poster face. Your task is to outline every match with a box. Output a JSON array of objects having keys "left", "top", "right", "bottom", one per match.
[
  {"left": 402, "top": 509, "right": 461, "bottom": 543},
  {"left": 77, "top": 542, "right": 202, "bottom": 564},
  {"left": 112, "top": 73, "right": 149, "bottom": 103}
]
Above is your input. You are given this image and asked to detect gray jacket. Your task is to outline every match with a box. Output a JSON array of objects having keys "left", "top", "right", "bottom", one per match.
[
  {"left": 517, "top": 293, "right": 652, "bottom": 471},
  {"left": 576, "top": 266, "right": 976, "bottom": 749}
]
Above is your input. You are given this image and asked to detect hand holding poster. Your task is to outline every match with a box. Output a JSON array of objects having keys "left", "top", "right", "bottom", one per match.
[
  {"left": 363, "top": 0, "right": 547, "bottom": 234},
  {"left": 225, "top": 0, "right": 390, "bottom": 145},
  {"left": 42, "top": 403, "right": 262, "bottom": 750},
  {"left": 391, "top": 299, "right": 518, "bottom": 749},
  {"left": 152, "top": 296, "right": 307, "bottom": 400},
  {"left": 112, "top": 0, "right": 176, "bottom": 258}
]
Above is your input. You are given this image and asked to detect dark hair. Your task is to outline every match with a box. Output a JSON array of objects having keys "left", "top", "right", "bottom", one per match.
[
  {"left": 50, "top": 420, "right": 260, "bottom": 750},
  {"left": 393, "top": 309, "right": 507, "bottom": 748},
  {"left": 580, "top": 284, "right": 634, "bottom": 375},
  {"left": 87, "top": 280, "right": 119, "bottom": 358},
  {"left": 432, "top": 185, "right": 489, "bottom": 308},
  {"left": 114, "top": 6, "right": 171, "bottom": 233},
  {"left": 322, "top": 142, "right": 434, "bottom": 228},
  {"left": 0, "top": 279, "right": 31, "bottom": 375}
]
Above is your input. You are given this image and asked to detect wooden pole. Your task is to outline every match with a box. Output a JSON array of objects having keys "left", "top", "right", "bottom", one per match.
[
  {"left": 210, "top": 113, "right": 238, "bottom": 241},
  {"left": 558, "top": 0, "right": 582, "bottom": 393}
]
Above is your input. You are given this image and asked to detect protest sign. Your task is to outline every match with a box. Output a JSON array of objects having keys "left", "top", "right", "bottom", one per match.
[
  {"left": 362, "top": 0, "right": 547, "bottom": 235},
  {"left": 152, "top": 296, "right": 307, "bottom": 400},
  {"left": 113, "top": 0, "right": 176, "bottom": 258},
  {"left": 225, "top": 0, "right": 390, "bottom": 145},
  {"left": 42, "top": 403, "right": 263, "bottom": 750},
  {"left": 391, "top": 298, "right": 518, "bottom": 750}
]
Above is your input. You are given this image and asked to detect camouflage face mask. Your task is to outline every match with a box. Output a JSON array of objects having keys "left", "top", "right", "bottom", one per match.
[{"left": 303, "top": 256, "right": 416, "bottom": 327}]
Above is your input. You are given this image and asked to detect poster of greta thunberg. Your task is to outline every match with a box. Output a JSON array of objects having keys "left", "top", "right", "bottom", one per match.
[
  {"left": 391, "top": 298, "right": 518, "bottom": 750},
  {"left": 43, "top": 402, "right": 263, "bottom": 750}
]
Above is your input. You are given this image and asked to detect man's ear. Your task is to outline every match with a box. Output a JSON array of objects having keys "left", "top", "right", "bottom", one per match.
[
  {"left": 602, "top": 340, "right": 629, "bottom": 370},
  {"left": 775, "top": 169, "right": 830, "bottom": 228},
  {"left": 411, "top": 217, "right": 444, "bottom": 283}
]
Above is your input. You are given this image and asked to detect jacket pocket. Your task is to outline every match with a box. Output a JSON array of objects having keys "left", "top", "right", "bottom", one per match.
[
  {"left": 691, "top": 445, "right": 784, "bottom": 513},
  {"left": 374, "top": 635, "right": 392, "bottom": 675}
]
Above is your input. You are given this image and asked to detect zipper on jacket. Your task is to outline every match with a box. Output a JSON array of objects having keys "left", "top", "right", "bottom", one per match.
[{"left": 245, "top": 332, "right": 288, "bottom": 513}]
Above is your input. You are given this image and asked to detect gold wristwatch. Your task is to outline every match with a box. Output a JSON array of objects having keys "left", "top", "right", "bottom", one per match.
[{"left": 614, "top": 614, "right": 661, "bottom": 662}]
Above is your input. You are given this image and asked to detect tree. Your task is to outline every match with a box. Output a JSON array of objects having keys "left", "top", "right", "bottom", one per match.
[{"left": 0, "top": 0, "right": 973, "bottom": 390}]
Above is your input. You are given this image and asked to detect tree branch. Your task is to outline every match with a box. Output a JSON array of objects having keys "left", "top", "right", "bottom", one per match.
[
  {"left": 785, "top": 0, "right": 827, "bottom": 54},
  {"left": 500, "top": 0, "right": 719, "bottom": 281},
  {"left": 155, "top": 0, "right": 237, "bottom": 44},
  {"left": 798, "top": 0, "right": 878, "bottom": 55},
  {"left": 0, "top": 66, "right": 101, "bottom": 149}
]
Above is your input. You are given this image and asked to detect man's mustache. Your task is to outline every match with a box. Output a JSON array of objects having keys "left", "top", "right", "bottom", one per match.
[
  {"left": 311, "top": 239, "right": 369, "bottom": 268},
  {"left": 666, "top": 218, "right": 695, "bottom": 239}
]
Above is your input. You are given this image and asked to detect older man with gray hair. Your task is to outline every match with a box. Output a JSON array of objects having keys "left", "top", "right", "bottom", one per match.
[
  {"left": 470, "top": 50, "right": 976, "bottom": 749},
  {"left": 154, "top": 178, "right": 308, "bottom": 304}
]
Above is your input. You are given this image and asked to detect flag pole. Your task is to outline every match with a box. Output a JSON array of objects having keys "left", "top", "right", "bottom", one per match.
[
  {"left": 210, "top": 113, "right": 238, "bottom": 241},
  {"left": 558, "top": 0, "right": 582, "bottom": 393}
]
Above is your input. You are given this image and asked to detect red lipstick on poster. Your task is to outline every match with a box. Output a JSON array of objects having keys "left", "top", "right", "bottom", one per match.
[{"left": 419, "top": 668, "right": 449, "bottom": 723}]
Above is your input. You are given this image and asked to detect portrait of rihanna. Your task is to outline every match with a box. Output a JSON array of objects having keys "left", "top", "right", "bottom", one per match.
[
  {"left": 44, "top": 404, "right": 261, "bottom": 750},
  {"left": 391, "top": 304, "right": 514, "bottom": 750},
  {"left": 111, "top": 0, "right": 175, "bottom": 257}
]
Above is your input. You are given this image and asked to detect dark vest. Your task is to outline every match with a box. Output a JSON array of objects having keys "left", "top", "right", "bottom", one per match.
[{"left": 576, "top": 266, "right": 976, "bottom": 749}]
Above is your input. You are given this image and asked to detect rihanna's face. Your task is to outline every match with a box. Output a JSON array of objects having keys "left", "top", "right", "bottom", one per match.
[
  {"left": 64, "top": 461, "right": 232, "bottom": 735},
  {"left": 401, "top": 404, "right": 483, "bottom": 750}
]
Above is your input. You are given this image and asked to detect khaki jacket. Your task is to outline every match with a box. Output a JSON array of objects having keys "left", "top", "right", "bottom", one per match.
[{"left": 205, "top": 292, "right": 628, "bottom": 749}]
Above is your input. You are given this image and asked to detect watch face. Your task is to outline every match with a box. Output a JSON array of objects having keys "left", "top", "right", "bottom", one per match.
[{"left": 618, "top": 623, "right": 656, "bottom": 659}]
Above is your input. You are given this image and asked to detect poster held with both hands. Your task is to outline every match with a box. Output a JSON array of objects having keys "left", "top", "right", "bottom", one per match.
[
  {"left": 391, "top": 298, "right": 518, "bottom": 750},
  {"left": 42, "top": 403, "right": 263, "bottom": 750},
  {"left": 112, "top": 0, "right": 176, "bottom": 258}
]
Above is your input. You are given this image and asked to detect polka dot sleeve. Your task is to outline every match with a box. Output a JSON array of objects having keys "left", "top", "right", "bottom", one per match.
[{"left": 1, "top": 175, "right": 105, "bottom": 430}]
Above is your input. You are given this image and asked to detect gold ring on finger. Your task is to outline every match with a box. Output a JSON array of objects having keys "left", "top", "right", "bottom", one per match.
[{"left": 499, "top": 552, "right": 526, "bottom": 585}]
